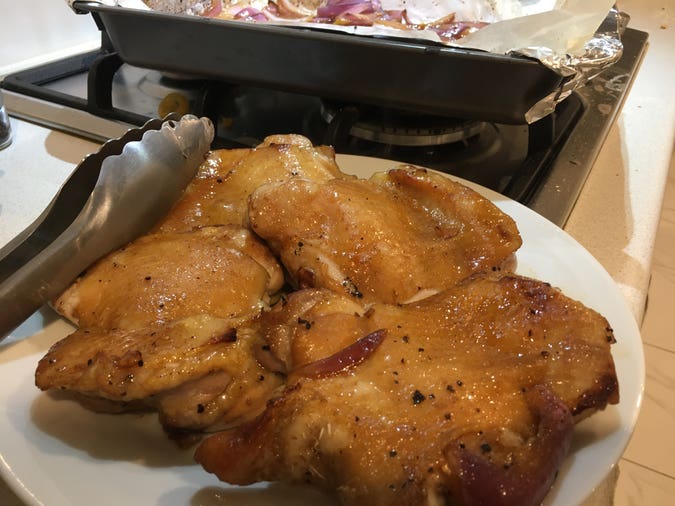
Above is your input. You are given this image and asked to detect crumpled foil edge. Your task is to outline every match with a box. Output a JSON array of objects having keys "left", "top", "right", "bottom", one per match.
[{"left": 517, "top": 9, "right": 627, "bottom": 123}]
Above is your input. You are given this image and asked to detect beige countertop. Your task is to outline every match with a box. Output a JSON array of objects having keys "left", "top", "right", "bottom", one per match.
[
  {"left": 564, "top": 0, "right": 675, "bottom": 324},
  {"left": 0, "top": 0, "right": 673, "bottom": 504}
]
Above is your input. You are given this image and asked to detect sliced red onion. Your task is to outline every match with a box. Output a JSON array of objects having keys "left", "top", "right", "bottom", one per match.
[
  {"left": 335, "top": 11, "right": 378, "bottom": 26},
  {"left": 275, "top": 0, "right": 315, "bottom": 19},
  {"left": 203, "top": 0, "right": 223, "bottom": 18},
  {"left": 234, "top": 7, "right": 269, "bottom": 22},
  {"left": 291, "top": 328, "right": 386, "bottom": 379},
  {"left": 317, "top": 0, "right": 380, "bottom": 19}
]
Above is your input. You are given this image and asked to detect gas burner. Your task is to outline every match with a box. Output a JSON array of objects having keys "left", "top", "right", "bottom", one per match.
[
  {"left": 120, "top": 69, "right": 210, "bottom": 118},
  {"left": 321, "top": 101, "right": 486, "bottom": 147}
]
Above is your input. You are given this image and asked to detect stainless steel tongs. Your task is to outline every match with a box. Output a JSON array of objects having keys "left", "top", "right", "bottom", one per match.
[{"left": 0, "top": 114, "right": 214, "bottom": 340}]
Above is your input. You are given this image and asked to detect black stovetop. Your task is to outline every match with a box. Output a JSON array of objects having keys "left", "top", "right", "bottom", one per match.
[{"left": 0, "top": 28, "right": 648, "bottom": 227}]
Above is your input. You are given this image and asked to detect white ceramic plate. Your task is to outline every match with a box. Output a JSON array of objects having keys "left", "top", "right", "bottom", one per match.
[{"left": 0, "top": 155, "right": 644, "bottom": 506}]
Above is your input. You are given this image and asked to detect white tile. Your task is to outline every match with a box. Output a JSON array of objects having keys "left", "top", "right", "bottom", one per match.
[
  {"left": 623, "top": 343, "right": 675, "bottom": 477},
  {"left": 641, "top": 267, "right": 675, "bottom": 352},
  {"left": 649, "top": 159, "right": 675, "bottom": 287},
  {"left": 0, "top": 480, "right": 23, "bottom": 506},
  {"left": 615, "top": 460, "right": 675, "bottom": 506}
]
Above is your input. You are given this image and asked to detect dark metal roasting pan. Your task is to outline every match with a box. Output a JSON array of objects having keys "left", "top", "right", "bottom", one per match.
[{"left": 72, "top": 1, "right": 566, "bottom": 124}]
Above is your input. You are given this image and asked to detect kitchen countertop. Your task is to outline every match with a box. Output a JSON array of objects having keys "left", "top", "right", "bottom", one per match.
[
  {"left": 563, "top": 0, "right": 674, "bottom": 324},
  {"left": 0, "top": 1, "right": 673, "bottom": 505}
]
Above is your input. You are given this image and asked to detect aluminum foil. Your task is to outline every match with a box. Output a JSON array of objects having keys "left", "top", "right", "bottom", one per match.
[{"left": 517, "top": 8, "right": 627, "bottom": 122}]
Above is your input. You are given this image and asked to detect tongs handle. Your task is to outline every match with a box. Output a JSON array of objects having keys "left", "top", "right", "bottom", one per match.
[
  {"left": 0, "top": 121, "right": 158, "bottom": 340},
  {"left": 0, "top": 115, "right": 214, "bottom": 341},
  {"left": 0, "top": 215, "right": 107, "bottom": 339}
]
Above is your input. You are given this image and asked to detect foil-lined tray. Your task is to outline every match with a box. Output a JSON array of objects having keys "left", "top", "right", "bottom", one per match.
[{"left": 68, "top": 0, "right": 626, "bottom": 124}]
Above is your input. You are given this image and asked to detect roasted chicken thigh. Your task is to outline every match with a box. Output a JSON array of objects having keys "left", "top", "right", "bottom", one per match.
[
  {"left": 248, "top": 166, "right": 522, "bottom": 304},
  {"left": 196, "top": 276, "right": 619, "bottom": 506},
  {"left": 53, "top": 225, "right": 283, "bottom": 330},
  {"left": 36, "top": 313, "right": 285, "bottom": 433},
  {"left": 43, "top": 224, "right": 286, "bottom": 433},
  {"left": 154, "top": 134, "right": 348, "bottom": 232}
]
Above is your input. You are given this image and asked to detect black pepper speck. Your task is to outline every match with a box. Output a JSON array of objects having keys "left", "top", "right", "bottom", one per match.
[{"left": 412, "top": 390, "right": 426, "bottom": 404}]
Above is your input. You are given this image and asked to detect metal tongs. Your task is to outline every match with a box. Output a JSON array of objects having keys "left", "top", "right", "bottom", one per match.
[{"left": 0, "top": 114, "right": 215, "bottom": 340}]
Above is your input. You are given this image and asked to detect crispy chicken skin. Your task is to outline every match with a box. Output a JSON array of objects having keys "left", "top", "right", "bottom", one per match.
[
  {"left": 154, "top": 134, "right": 348, "bottom": 233},
  {"left": 35, "top": 314, "right": 285, "bottom": 432},
  {"left": 195, "top": 276, "right": 619, "bottom": 506},
  {"left": 52, "top": 225, "right": 283, "bottom": 330},
  {"left": 248, "top": 166, "right": 522, "bottom": 304}
]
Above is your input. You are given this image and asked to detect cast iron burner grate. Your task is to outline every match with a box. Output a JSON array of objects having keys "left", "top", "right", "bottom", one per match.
[
  {"left": 319, "top": 101, "right": 487, "bottom": 147},
  {"left": 317, "top": 97, "right": 582, "bottom": 198},
  {"left": 0, "top": 27, "right": 648, "bottom": 226},
  {"left": 1, "top": 47, "right": 581, "bottom": 205}
]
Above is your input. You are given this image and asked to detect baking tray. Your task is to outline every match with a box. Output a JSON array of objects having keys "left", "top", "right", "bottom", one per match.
[{"left": 72, "top": 1, "right": 566, "bottom": 124}]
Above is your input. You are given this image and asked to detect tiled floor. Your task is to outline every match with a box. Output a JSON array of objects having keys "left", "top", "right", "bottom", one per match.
[{"left": 614, "top": 152, "right": 675, "bottom": 505}]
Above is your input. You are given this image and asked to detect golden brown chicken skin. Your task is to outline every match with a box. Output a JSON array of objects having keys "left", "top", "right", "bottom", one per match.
[
  {"left": 52, "top": 225, "right": 283, "bottom": 330},
  {"left": 154, "top": 134, "right": 349, "bottom": 233},
  {"left": 35, "top": 313, "right": 285, "bottom": 433},
  {"left": 248, "top": 166, "right": 522, "bottom": 304},
  {"left": 195, "top": 276, "right": 618, "bottom": 506}
]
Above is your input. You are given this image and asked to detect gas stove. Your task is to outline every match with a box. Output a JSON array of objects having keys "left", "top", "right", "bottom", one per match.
[{"left": 0, "top": 28, "right": 647, "bottom": 227}]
